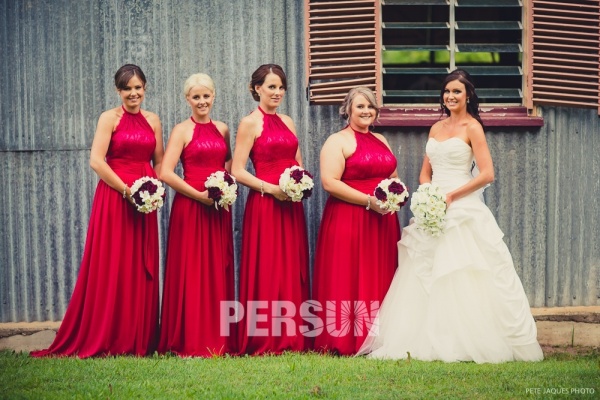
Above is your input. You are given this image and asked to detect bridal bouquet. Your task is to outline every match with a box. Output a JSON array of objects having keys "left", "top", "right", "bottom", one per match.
[
  {"left": 374, "top": 178, "right": 409, "bottom": 213},
  {"left": 279, "top": 166, "right": 314, "bottom": 202},
  {"left": 410, "top": 183, "right": 447, "bottom": 237},
  {"left": 205, "top": 170, "right": 238, "bottom": 211},
  {"left": 130, "top": 176, "right": 166, "bottom": 214}
]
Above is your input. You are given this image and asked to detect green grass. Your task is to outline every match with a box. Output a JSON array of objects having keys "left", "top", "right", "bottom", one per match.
[{"left": 1, "top": 350, "right": 598, "bottom": 399}]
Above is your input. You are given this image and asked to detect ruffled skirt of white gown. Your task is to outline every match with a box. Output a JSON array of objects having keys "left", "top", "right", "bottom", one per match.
[{"left": 357, "top": 194, "right": 544, "bottom": 363}]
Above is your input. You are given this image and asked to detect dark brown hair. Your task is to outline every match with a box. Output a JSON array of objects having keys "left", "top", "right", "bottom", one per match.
[
  {"left": 114, "top": 64, "right": 147, "bottom": 90},
  {"left": 248, "top": 64, "right": 287, "bottom": 101},
  {"left": 440, "top": 69, "right": 484, "bottom": 129}
]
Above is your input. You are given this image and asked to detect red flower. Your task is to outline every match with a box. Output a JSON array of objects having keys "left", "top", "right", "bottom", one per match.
[{"left": 374, "top": 187, "right": 387, "bottom": 202}]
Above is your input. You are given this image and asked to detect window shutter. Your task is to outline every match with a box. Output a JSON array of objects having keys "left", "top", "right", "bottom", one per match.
[
  {"left": 305, "top": 0, "right": 381, "bottom": 105},
  {"left": 527, "top": 0, "right": 600, "bottom": 113}
]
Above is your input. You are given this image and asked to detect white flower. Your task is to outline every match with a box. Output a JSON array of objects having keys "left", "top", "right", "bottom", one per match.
[
  {"left": 129, "top": 176, "right": 166, "bottom": 214},
  {"left": 205, "top": 171, "right": 238, "bottom": 211},
  {"left": 409, "top": 183, "right": 447, "bottom": 237},
  {"left": 279, "top": 166, "right": 314, "bottom": 202},
  {"left": 373, "top": 178, "right": 409, "bottom": 213}
]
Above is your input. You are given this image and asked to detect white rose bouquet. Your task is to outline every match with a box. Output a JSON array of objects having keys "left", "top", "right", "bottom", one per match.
[
  {"left": 279, "top": 166, "right": 314, "bottom": 202},
  {"left": 205, "top": 170, "right": 238, "bottom": 211},
  {"left": 410, "top": 183, "right": 447, "bottom": 237},
  {"left": 374, "top": 178, "right": 409, "bottom": 213},
  {"left": 129, "top": 176, "right": 166, "bottom": 214}
]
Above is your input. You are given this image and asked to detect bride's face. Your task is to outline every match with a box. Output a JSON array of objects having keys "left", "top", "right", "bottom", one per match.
[{"left": 443, "top": 79, "right": 467, "bottom": 112}]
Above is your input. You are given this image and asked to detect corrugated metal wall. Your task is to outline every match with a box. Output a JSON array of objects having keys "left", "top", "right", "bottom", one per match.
[{"left": 1, "top": 0, "right": 598, "bottom": 323}]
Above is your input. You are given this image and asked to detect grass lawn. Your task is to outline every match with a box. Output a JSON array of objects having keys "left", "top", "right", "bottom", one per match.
[{"left": 1, "top": 348, "right": 598, "bottom": 399}]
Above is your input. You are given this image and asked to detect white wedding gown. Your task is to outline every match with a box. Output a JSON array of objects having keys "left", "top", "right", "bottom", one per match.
[{"left": 358, "top": 138, "right": 543, "bottom": 363}]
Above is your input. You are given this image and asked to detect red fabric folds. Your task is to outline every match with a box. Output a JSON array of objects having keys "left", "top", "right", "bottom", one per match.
[
  {"left": 237, "top": 109, "right": 309, "bottom": 355},
  {"left": 158, "top": 120, "right": 235, "bottom": 357}
]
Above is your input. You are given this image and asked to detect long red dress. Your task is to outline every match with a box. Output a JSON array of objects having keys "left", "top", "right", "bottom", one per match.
[
  {"left": 312, "top": 128, "right": 401, "bottom": 355},
  {"left": 31, "top": 107, "right": 160, "bottom": 358},
  {"left": 237, "top": 107, "right": 309, "bottom": 355},
  {"left": 158, "top": 119, "right": 235, "bottom": 357}
]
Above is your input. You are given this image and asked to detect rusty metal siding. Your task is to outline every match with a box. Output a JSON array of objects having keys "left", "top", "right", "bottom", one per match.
[{"left": 1, "top": 0, "right": 599, "bottom": 323}]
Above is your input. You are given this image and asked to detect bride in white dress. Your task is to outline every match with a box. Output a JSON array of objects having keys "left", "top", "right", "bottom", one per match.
[{"left": 358, "top": 70, "right": 543, "bottom": 363}]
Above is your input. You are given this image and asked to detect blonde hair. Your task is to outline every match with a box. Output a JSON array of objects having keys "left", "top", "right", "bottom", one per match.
[
  {"left": 339, "top": 86, "right": 379, "bottom": 120},
  {"left": 183, "top": 73, "right": 216, "bottom": 97}
]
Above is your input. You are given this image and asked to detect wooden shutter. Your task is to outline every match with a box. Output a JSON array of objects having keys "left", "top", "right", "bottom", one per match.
[
  {"left": 527, "top": 0, "right": 600, "bottom": 113},
  {"left": 305, "top": 0, "right": 381, "bottom": 105}
]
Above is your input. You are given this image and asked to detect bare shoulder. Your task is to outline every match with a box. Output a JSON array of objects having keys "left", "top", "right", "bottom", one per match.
[
  {"left": 466, "top": 118, "right": 485, "bottom": 139},
  {"left": 212, "top": 120, "right": 230, "bottom": 136},
  {"left": 171, "top": 119, "right": 191, "bottom": 136},
  {"left": 96, "top": 107, "right": 121, "bottom": 131},
  {"left": 323, "top": 128, "right": 355, "bottom": 151},
  {"left": 278, "top": 113, "right": 293, "bottom": 124},
  {"left": 237, "top": 112, "right": 261, "bottom": 139},
  {"left": 429, "top": 120, "right": 445, "bottom": 137},
  {"left": 372, "top": 131, "right": 388, "bottom": 142},
  {"left": 278, "top": 113, "right": 297, "bottom": 133},
  {"left": 99, "top": 106, "right": 120, "bottom": 121},
  {"left": 142, "top": 109, "right": 161, "bottom": 125}
]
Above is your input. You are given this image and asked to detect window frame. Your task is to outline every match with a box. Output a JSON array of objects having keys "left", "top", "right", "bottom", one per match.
[{"left": 305, "top": 0, "right": 600, "bottom": 127}]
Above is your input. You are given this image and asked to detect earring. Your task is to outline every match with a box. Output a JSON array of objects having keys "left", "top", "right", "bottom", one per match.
[{"left": 467, "top": 99, "right": 470, "bottom": 104}]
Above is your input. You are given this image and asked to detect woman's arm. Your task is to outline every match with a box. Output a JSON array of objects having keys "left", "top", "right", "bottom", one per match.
[
  {"left": 320, "top": 133, "right": 387, "bottom": 214},
  {"left": 158, "top": 123, "right": 213, "bottom": 206},
  {"left": 445, "top": 121, "right": 494, "bottom": 207}
]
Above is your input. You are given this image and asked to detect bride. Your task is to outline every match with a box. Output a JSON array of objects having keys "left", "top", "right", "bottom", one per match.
[{"left": 358, "top": 69, "right": 544, "bottom": 363}]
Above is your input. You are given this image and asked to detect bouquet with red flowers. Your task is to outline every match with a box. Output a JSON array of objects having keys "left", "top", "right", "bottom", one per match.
[
  {"left": 205, "top": 170, "right": 238, "bottom": 211},
  {"left": 279, "top": 166, "right": 314, "bottom": 202},
  {"left": 129, "top": 176, "right": 166, "bottom": 214},
  {"left": 374, "top": 178, "right": 409, "bottom": 213}
]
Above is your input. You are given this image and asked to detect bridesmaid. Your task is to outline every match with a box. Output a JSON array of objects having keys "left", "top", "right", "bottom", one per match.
[
  {"left": 312, "top": 87, "right": 401, "bottom": 355},
  {"left": 31, "top": 64, "right": 164, "bottom": 358},
  {"left": 231, "top": 64, "right": 309, "bottom": 355},
  {"left": 157, "top": 73, "right": 235, "bottom": 357}
]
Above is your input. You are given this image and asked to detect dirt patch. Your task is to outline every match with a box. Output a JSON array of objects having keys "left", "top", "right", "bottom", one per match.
[{"left": 541, "top": 345, "right": 599, "bottom": 358}]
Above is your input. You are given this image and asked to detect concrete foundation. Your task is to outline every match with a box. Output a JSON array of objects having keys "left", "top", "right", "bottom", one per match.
[{"left": 1, "top": 307, "right": 598, "bottom": 354}]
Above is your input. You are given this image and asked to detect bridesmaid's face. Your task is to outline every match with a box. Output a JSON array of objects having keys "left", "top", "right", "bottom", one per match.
[
  {"left": 187, "top": 85, "right": 214, "bottom": 121},
  {"left": 443, "top": 79, "right": 467, "bottom": 112},
  {"left": 349, "top": 94, "right": 376, "bottom": 130},
  {"left": 118, "top": 75, "right": 145, "bottom": 109},
  {"left": 256, "top": 73, "right": 286, "bottom": 110}
]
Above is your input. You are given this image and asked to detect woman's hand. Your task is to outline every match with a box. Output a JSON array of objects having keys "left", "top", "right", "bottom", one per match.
[
  {"left": 198, "top": 190, "right": 215, "bottom": 207},
  {"left": 124, "top": 187, "right": 136, "bottom": 206},
  {"left": 368, "top": 197, "right": 390, "bottom": 215},
  {"left": 265, "top": 182, "right": 290, "bottom": 202}
]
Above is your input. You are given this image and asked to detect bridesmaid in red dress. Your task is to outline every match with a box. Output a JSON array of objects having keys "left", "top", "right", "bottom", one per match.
[
  {"left": 313, "top": 87, "right": 401, "bottom": 355},
  {"left": 157, "top": 73, "right": 235, "bottom": 357},
  {"left": 232, "top": 64, "right": 309, "bottom": 355},
  {"left": 31, "top": 64, "right": 164, "bottom": 358}
]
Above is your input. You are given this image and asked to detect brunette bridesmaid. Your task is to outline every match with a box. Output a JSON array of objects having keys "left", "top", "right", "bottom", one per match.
[
  {"left": 231, "top": 64, "right": 309, "bottom": 355},
  {"left": 32, "top": 64, "right": 164, "bottom": 358}
]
